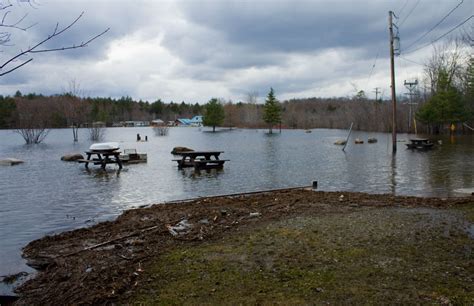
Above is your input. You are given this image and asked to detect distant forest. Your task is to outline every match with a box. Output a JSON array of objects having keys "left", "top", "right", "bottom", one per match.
[
  {"left": 0, "top": 89, "right": 472, "bottom": 134},
  {"left": 1, "top": 26, "right": 472, "bottom": 136}
]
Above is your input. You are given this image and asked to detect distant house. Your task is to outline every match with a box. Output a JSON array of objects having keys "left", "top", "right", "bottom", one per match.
[
  {"left": 175, "top": 115, "right": 203, "bottom": 127},
  {"left": 92, "top": 121, "right": 106, "bottom": 128},
  {"left": 174, "top": 118, "right": 190, "bottom": 126},
  {"left": 150, "top": 119, "right": 165, "bottom": 127},
  {"left": 122, "top": 121, "right": 150, "bottom": 127},
  {"left": 190, "top": 116, "right": 203, "bottom": 126}
]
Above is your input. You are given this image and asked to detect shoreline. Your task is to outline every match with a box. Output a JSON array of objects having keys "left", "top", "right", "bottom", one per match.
[{"left": 8, "top": 189, "right": 474, "bottom": 304}]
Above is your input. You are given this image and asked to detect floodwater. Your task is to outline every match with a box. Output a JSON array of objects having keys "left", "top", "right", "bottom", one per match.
[{"left": 0, "top": 127, "right": 473, "bottom": 284}]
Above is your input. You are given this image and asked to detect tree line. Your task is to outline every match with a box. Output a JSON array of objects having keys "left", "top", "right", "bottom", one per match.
[
  {"left": 0, "top": 91, "right": 205, "bottom": 129},
  {"left": 415, "top": 41, "right": 473, "bottom": 133},
  {"left": 2, "top": 87, "right": 471, "bottom": 137},
  {"left": 1, "top": 38, "right": 472, "bottom": 140}
]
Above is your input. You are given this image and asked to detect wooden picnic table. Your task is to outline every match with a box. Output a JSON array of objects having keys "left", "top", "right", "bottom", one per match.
[
  {"left": 77, "top": 149, "right": 123, "bottom": 170},
  {"left": 406, "top": 138, "right": 434, "bottom": 150},
  {"left": 173, "top": 151, "right": 228, "bottom": 170}
]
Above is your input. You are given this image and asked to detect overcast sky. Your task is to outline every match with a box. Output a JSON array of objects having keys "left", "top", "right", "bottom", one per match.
[{"left": 0, "top": 0, "right": 472, "bottom": 103}]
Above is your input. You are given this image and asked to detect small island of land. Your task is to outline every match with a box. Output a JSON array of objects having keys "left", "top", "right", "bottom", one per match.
[{"left": 15, "top": 189, "right": 474, "bottom": 305}]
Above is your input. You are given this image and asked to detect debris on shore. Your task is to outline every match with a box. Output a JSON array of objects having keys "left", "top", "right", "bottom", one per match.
[{"left": 14, "top": 189, "right": 474, "bottom": 305}]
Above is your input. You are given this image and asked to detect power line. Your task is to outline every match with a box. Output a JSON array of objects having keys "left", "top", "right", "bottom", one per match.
[
  {"left": 399, "top": 56, "right": 425, "bottom": 67},
  {"left": 366, "top": 51, "right": 379, "bottom": 84},
  {"left": 397, "top": 0, "right": 409, "bottom": 17},
  {"left": 399, "top": 0, "right": 420, "bottom": 27},
  {"left": 404, "top": 14, "right": 473, "bottom": 54},
  {"left": 404, "top": 0, "right": 464, "bottom": 52}
]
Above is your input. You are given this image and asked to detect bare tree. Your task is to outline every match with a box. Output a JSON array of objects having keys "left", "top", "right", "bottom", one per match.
[
  {"left": 460, "top": 23, "right": 473, "bottom": 47},
  {"left": 0, "top": 1, "right": 109, "bottom": 76},
  {"left": 424, "top": 40, "right": 466, "bottom": 94},
  {"left": 153, "top": 126, "right": 169, "bottom": 136},
  {"left": 0, "top": 0, "right": 36, "bottom": 47},
  {"left": 243, "top": 91, "right": 260, "bottom": 127},
  {"left": 88, "top": 122, "right": 105, "bottom": 141},
  {"left": 223, "top": 99, "right": 239, "bottom": 129},
  {"left": 62, "top": 79, "right": 88, "bottom": 142},
  {"left": 14, "top": 97, "right": 51, "bottom": 144}
]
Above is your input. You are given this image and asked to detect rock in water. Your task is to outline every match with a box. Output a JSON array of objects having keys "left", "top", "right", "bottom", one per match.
[
  {"left": 171, "top": 146, "right": 194, "bottom": 154},
  {"left": 61, "top": 153, "right": 84, "bottom": 161},
  {"left": 334, "top": 139, "right": 346, "bottom": 145},
  {"left": 0, "top": 158, "right": 24, "bottom": 166},
  {"left": 354, "top": 138, "right": 364, "bottom": 144}
]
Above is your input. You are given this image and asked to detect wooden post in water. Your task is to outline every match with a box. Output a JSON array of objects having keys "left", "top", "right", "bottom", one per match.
[{"left": 342, "top": 122, "right": 353, "bottom": 152}]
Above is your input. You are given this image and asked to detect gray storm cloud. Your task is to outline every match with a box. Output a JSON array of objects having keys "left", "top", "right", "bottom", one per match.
[{"left": 0, "top": 0, "right": 471, "bottom": 102}]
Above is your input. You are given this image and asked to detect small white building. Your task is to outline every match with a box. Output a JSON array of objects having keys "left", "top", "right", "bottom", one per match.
[{"left": 151, "top": 119, "right": 165, "bottom": 126}]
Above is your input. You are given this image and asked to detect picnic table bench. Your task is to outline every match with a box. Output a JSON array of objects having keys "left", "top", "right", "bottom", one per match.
[
  {"left": 173, "top": 151, "right": 229, "bottom": 170},
  {"left": 77, "top": 149, "right": 123, "bottom": 170}
]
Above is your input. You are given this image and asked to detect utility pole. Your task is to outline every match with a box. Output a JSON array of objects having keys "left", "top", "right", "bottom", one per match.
[
  {"left": 404, "top": 79, "right": 418, "bottom": 132},
  {"left": 373, "top": 87, "right": 381, "bottom": 101},
  {"left": 389, "top": 11, "right": 398, "bottom": 153}
]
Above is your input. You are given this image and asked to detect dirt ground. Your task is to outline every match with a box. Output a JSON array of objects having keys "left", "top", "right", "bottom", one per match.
[{"left": 11, "top": 189, "right": 474, "bottom": 305}]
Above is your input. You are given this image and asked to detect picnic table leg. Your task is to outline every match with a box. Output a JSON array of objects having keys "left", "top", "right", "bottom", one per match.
[
  {"left": 115, "top": 154, "right": 123, "bottom": 169},
  {"left": 178, "top": 157, "right": 185, "bottom": 169},
  {"left": 97, "top": 154, "right": 106, "bottom": 170},
  {"left": 85, "top": 153, "right": 91, "bottom": 169}
]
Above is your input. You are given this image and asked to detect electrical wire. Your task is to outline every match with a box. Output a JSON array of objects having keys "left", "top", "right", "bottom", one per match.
[
  {"left": 366, "top": 51, "right": 379, "bottom": 84},
  {"left": 397, "top": 51, "right": 408, "bottom": 86},
  {"left": 404, "top": 14, "right": 473, "bottom": 54},
  {"left": 399, "top": 0, "right": 421, "bottom": 27},
  {"left": 397, "top": 0, "right": 409, "bottom": 17},
  {"left": 399, "top": 56, "right": 425, "bottom": 67},
  {"left": 403, "top": 0, "right": 464, "bottom": 52}
]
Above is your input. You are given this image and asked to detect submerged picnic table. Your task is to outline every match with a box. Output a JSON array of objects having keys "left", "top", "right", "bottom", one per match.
[
  {"left": 173, "top": 151, "right": 229, "bottom": 170},
  {"left": 77, "top": 149, "right": 123, "bottom": 170},
  {"left": 406, "top": 138, "right": 434, "bottom": 150}
]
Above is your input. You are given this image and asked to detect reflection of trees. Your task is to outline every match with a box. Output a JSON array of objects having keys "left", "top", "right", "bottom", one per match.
[
  {"left": 425, "top": 136, "right": 474, "bottom": 194},
  {"left": 263, "top": 134, "right": 280, "bottom": 187}
]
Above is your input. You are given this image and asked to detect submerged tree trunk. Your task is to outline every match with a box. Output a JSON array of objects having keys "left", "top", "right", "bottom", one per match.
[
  {"left": 15, "top": 128, "right": 50, "bottom": 144},
  {"left": 89, "top": 125, "right": 105, "bottom": 141},
  {"left": 72, "top": 124, "right": 79, "bottom": 142}
]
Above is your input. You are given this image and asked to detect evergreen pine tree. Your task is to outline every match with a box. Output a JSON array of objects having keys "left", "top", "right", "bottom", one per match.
[
  {"left": 203, "top": 98, "right": 225, "bottom": 132},
  {"left": 417, "top": 69, "right": 466, "bottom": 132},
  {"left": 263, "top": 88, "right": 281, "bottom": 134}
]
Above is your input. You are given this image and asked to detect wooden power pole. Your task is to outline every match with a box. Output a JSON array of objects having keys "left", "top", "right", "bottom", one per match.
[
  {"left": 388, "top": 11, "right": 397, "bottom": 153},
  {"left": 373, "top": 87, "right": 381, "bottom": 101}
]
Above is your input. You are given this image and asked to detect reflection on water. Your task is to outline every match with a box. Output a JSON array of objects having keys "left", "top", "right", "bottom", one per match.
[
  {"left": 425, "top": 136, "right": 474, "bottom": 196},
  {"left": 0, "top": 127, "right": 472, "bottom": 283},
  {"left": 390, "top": 154, "right": 397, "bottom": 195}
]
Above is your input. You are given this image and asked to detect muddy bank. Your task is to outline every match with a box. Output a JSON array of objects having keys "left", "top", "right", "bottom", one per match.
[{"left": 15, "top": 189, "right": 473, "bottom": 305}]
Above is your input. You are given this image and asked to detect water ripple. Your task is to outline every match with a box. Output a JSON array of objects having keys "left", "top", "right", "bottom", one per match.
[{"left": 0, "top": 128, "right": 472, "bottom": 277}]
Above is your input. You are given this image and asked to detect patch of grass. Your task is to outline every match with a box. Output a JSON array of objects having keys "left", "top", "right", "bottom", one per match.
[
  {"left": 456, "top": 202, "right": 474, "bottom": 222},
  {"left": 131, "top": 208, "right": 474, "bottom": 305}
]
